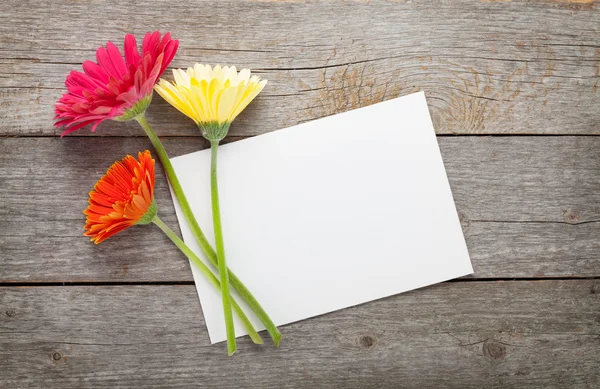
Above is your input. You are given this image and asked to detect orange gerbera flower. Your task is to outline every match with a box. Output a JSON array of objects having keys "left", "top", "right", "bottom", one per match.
[{"left": 84, "top": 150, "right": 157, "bottom": 244}]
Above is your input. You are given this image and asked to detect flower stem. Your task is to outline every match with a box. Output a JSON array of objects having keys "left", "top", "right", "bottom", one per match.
[
  {"left": 210, "top": 140, "right": 236, "bottom": 355},
  {"left": 152, "top": 215, "right": 263, "bottom": 346},
  {"left": 134, "top": 113, "right": 281, "bottom": 345}
]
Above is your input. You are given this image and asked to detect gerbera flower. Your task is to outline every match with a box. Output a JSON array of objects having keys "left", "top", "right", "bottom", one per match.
[
  {"left": 55, "top": 31, "right": 178, "bottom": 136},
  {"left": 84, "top": 150, "right": 156, "bottom": 244},
  {"left": 155, "top": 64, "right": 268, "bottom": 355},
  {"left": 154, "top": 64, "right": 267, "bottom": 141},
  {"left": 82, "top": 151, "right": 263, "bottom": 349}
]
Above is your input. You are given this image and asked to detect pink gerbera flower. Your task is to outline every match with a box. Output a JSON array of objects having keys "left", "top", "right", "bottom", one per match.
[{"left": 55, "top": 31, "right": 178, "bottom": 136}]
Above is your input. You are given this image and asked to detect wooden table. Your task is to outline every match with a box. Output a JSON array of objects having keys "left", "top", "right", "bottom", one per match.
[{"left": 1, "top": 0, "right": 599, "bottom": 387}]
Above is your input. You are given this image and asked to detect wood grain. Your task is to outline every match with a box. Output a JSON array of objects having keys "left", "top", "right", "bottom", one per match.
[
  {"left": 1, "top": 136, "right": 599, "bottom": 282},
  {"left": 1, "top": 0, "right": 598, "bottom": 385},
  {"left": 0, "top": 0, "right": 599, "bottom": 137},
  {"left": 1, "top": 280, "right": 598, "bottom": 388}
]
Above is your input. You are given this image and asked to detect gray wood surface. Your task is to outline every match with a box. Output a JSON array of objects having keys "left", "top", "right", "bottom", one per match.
[
  {"left": 2, "top": 136, "right": 600, "bottom": 282},
  {"left": 1, "top": 0, "right": 599, "bottom": 386},
  {"left": 1, "top": 281, "right": 598, "bottom": 388},
  {"left": 0, "top": 0, "right": 599, "bottom": 137}
]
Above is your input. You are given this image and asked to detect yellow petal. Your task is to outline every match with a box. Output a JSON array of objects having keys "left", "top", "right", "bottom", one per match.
[
  {"left": 194, "top": 63, "right": 210, "bottom": 81},
  {"left": 192, "top": 80, "right": 211, "bottom": 121},
  {"left": 217, "top": 87, "right": 239, "bottom": 123},
  {"left": 237, "top": 69, "right": 250, "bottom": 85},
  {"left": 208, "top": 78, "right": 221, "bottom": 121},
  {"left": 212, "top": 65, "right": 224, "bottom": 84},
  {"left": 173, "top": 69, "right": 190, "bottom": 89},
  {"left": 230, "top": 80, "right": 267, "bottom": 120},
  {"left": 155, "top": 80, "right": 196, "bottom": 121}
]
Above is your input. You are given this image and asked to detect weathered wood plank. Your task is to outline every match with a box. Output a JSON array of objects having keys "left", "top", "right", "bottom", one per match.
[
  {"left": 1, "top": 136, "right": 599, "bottom": 281},
  {"left": 0, "top": 280, "right": 598, "bottom": 388},
  {"left": 0, "top": 0, "right": 599, "bottom": 136}
]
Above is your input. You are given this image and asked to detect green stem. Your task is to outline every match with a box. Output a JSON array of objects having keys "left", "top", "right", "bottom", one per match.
[
  {"left": 135, "top": 113, "right": 281, "bottom": 346},
  {"left": 210, "top": 140, "right": 236, "bottom": 355},
  {"left": 152, "top": 215, "right": 262, "bottom": 346}
]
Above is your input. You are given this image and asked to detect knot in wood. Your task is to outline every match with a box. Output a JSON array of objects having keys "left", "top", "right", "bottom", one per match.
[
  {"left": 358, "top": 334, "right": 377, "bottom": 349},
  {"left": 563, "top": 209, "right": 580, "bottom": 224},
  {"left": 483, "top": 340, "right": 506, "bottom": 360}
]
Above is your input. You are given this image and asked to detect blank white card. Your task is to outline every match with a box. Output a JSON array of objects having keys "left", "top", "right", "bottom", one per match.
[{"left": 169, "top": 91, "right": 473, "bottom": 343}]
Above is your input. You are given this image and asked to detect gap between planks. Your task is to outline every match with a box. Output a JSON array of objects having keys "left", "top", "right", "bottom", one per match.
[{"left": 1, "top": 277, "right": 599, "bottom": 288}]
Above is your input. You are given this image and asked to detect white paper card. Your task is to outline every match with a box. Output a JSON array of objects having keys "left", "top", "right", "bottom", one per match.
[{"left": 169, "top": 91, "right": 473, "bottom": 343}]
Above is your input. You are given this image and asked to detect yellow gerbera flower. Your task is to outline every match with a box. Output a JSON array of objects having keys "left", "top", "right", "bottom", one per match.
[
  {"left": 155, "top": 64, "right": 269, "bottom": 355},
  {"left": 154, "top": 64, "right": 267, "bottom": 141}
]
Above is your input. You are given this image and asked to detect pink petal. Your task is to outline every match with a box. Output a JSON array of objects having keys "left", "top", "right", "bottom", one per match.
[
  {"left": 96, "top": 45, "right": 120, "bottom": 78},
  {"left": 82, "top": 61, "right": 109, "bottom": 84},
  {"left": 160, "top": 40, "right": 178, "bottom": 75},
  {"left": 141, "top": 32, "right": 156, "bottom": 57},
  {"left": 117, "top": 88, "right": 139, "bottom": 107},
  {"left": 134, "top": 68, "right": 143, "bottom": 95},
  {"left": 91, "top": 119, "right": 108, "bottom": 132},
  {"left": 60, "top": 120, "right": 96, "bottom": 136},
  {"left": 89, "top": 105, "right": 113, "bottom": 115},
  {"left": 124, "top": 34, "right": 140, "bottom": 67},
  {"left": 106, "top": 42, "right": 127, "bottom": 77}
]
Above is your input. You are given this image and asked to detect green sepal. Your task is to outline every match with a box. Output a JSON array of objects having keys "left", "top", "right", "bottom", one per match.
[
  {"left": 198, "top": 121, "right": 231, "bottom": 142},
  {"left": 114, "top": 95, "right": 153, "bottom": 122},
  {"left": 136, "top": 199, "right": 158, "bottom": 225}
]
